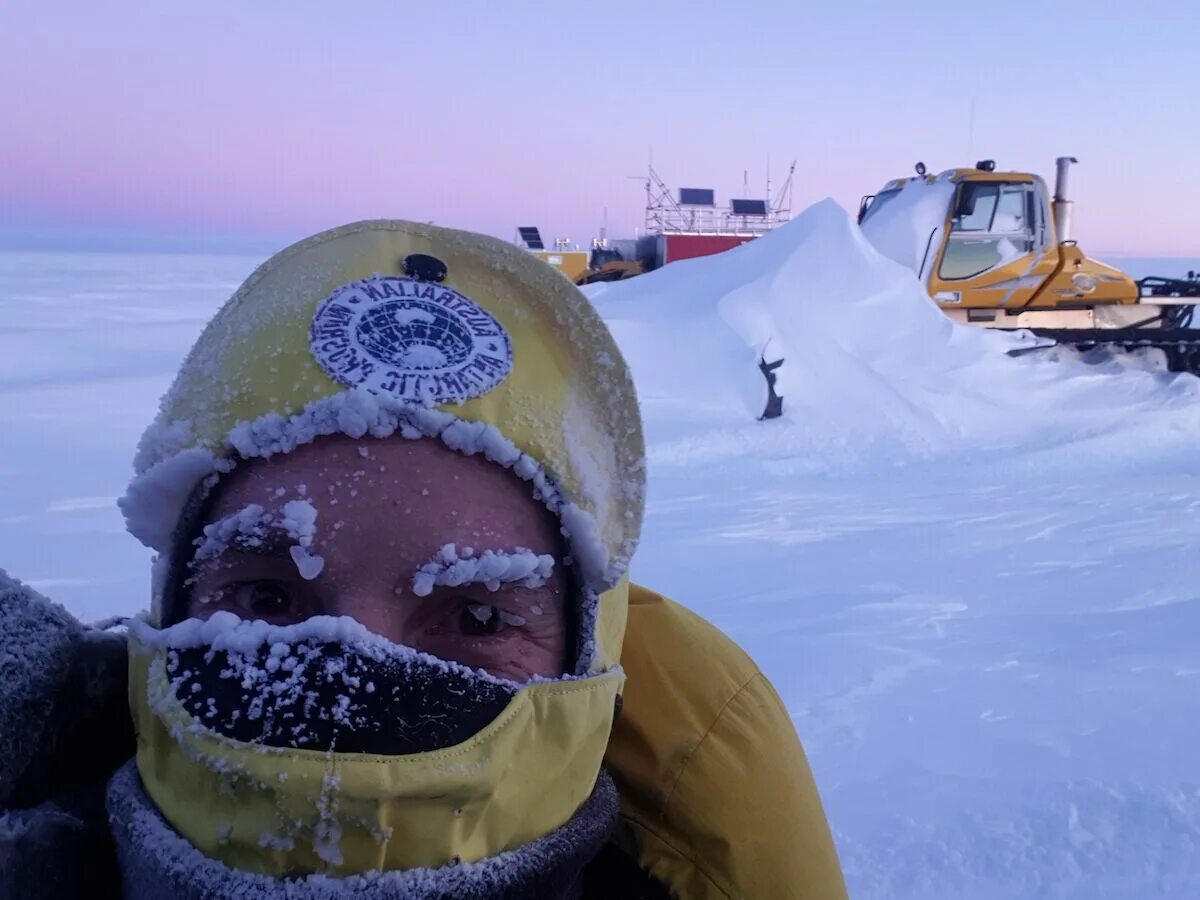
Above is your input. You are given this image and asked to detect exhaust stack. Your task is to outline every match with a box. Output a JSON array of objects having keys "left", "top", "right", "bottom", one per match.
[{"left": 1053, "top": 156, "right": 1078, "bottom": 242}]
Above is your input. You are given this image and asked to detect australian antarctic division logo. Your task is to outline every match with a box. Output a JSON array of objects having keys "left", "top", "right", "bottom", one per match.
[{"left": 310, "top": 276, "right": 513, "bottom": 404}]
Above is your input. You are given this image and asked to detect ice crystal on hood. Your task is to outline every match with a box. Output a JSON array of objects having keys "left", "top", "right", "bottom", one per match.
[
  {"left": 120, "top": 448, "right": 229, "bottom": 552},
  {"left": 121, "top": 388, "right": 624, "bottom": 670},
  {"left": 411, "top": 544, "right": 555, "bottom": 597},
  {"left": 310, "top": 772, "right": 343, "bottom": 865},
  {"left": 132, "top": 416, "right": 197, "bottom": 476},
  {"left": 121, "top": 389, "right": 616, "bottom": 590}
]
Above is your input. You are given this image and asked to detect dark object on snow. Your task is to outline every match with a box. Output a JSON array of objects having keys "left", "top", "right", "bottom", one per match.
[
  {"left": 403, "top": 253, "right": 448, "bottom": 283},
  {"left": 759, "top": 355, "right": 784, "bottom": 420}
]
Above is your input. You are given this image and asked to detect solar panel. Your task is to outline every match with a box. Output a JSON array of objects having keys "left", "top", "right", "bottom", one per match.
[
  {"left": 679, "top": 188, "right": 715, "bottom": 206},
  {"left": 730, "top": 198, "right": 768, "bottom": 216},
  {"left": 518, "top": 226, "right": 544, "bottom": 250}
]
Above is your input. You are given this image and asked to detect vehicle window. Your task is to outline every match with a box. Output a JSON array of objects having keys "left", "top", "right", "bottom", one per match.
[
  {"left": 940, "top": 182, "right": 1036, "bottom": 280},
  {"left": 991, "top": 184, "right": 1030, "bottom": 234},
  {"left": 953, "top": 185, "right": 998, "bottom": 232},
  {"left": 859, "top": 189, "right": 900, "bottom": 225}
]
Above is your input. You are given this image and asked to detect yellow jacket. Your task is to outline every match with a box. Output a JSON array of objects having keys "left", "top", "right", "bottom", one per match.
[{"left": 610, "top": 585, "right": 848, "bottom": 899}]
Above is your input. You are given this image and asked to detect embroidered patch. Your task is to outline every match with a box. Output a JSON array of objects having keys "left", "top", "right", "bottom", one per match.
[{"left": 310, "top": 276, "right": 513, "bottom": 404}]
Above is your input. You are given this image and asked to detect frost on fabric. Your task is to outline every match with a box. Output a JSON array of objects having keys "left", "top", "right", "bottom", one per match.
[
  {"left": 257, "top": 832, "right": 295, "bottom": 852},
  {"left": 123, "top": 387, "right": 625, "bottom": 668},
  {"left": 150, "top": 553, "right": 172, "bottom": 610},
  {"left": 557, "top": 503, "right": 608, "bottom": 592},
  {"left": 411, "top": 544, "right": 555, "bottom": 597},
  {"left": 129, "top": 612, "right": 515, "bottom": 687},
  {"left": 134, "top": 604, "right": 554, "bottom": 816},
  {"left": 131, "top": 416, "right": 197, "bottom": 476},
  {"left": 108, "top": 753, "right": 621, "bottom": 897},
  {"left": 119, "top": 447, "right": 228, "bottom": 552},
  {"left": 123, "top": 389, "right": 615, "bottom": 588},
  {"left": 313, "top": 773, "right": 343, "bottom": 865}
]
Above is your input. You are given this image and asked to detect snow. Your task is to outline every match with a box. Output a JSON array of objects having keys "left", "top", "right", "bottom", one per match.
[
  {"left": 289, "top": 545, "right": 325, "bottom": 581},
  {"left": 119, "top": 447, "right": 226, "bottom": 552},
  {"left": 191, "top": 499, "right": 325, "bottom": 580},
  {"left": 281, "top": 499, "right": 318, "bottom": 548},
  {"left": 585, "top": 199, "right": 1200, "bottom": 462},
  {"left": 5, "top": 232, "right": 1200, "bottom": 898},
  {"left": 858, "top": 178, "right": 956, "bottom": 279},
  {"left": 193, "top": 504, "right": 268, "bottom": 560}
]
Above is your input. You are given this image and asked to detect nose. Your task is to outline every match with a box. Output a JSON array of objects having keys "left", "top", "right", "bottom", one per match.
[{"left": 328, "top": 588, "right": 412, "bottom": 646}]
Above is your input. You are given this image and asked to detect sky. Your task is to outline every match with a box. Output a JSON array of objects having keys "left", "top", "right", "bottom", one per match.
[{"left": 2, "top": 0, "right": 1198, "bottom": 256}]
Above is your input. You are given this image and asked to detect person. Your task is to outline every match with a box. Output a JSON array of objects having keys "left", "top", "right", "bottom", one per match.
[{"left": 0, "top": 220, "right": 847, "bottom": 899}]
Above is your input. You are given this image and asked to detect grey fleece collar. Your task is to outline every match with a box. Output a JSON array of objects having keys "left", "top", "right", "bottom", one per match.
[
  {"left": 107, "top": 761, "right": 619, "bottom": 900},
  {"left": 0, "top": 570, "right": 81, "bottom": 806}
]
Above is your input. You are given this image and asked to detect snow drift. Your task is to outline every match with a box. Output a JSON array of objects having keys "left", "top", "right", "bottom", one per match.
[{"left": 585, "top": 199, "right": 1200, "bottom": 468}]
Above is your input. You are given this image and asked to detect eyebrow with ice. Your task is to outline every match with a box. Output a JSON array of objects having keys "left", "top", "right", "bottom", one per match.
[
  {"left": 191, "top": 500, "right": 324, "bottom": 579},
  {"left": 411, "top": 543, "right": 555, "bottom": 597}
]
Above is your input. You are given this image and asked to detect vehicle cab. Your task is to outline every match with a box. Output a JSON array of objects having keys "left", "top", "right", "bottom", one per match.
[{"left": 860, "top": 161, "right": 1138, "bottom": 328}]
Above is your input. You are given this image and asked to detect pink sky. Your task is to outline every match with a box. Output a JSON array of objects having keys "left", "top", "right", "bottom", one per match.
[{"left": 3, "top": 1, "right": 1198, "bottom": 255}]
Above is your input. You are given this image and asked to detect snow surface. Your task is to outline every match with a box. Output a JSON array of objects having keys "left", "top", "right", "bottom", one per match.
[{"left": 4, "top": 228, "right": 1200, "bottom": 898}]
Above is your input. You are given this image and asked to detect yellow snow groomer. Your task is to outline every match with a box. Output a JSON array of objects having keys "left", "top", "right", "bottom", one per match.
[{"left": 859, "top": 157, "right": 1200, "bottom": 372}]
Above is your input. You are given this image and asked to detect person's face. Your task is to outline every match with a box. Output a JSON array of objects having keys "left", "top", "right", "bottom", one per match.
[{"left": 183, "top": 435, "right": 569, "bottom": 681}]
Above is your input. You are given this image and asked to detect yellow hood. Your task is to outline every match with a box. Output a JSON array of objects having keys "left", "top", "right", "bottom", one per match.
[{"left": 120, "top": 220, "right": 646, "bottom": 875}]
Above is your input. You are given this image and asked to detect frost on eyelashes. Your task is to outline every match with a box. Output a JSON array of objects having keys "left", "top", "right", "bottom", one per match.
[{"left": 411, "top": 544, "right": 555, "bottom": 598}]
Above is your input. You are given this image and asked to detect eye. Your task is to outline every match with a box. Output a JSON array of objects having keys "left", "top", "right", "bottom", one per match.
[
  {"left": 459, "top": 602, "right": 524, "bottom": 636},
  {"left": 220, "top": 581, "right": 296, "bottom": 621}
]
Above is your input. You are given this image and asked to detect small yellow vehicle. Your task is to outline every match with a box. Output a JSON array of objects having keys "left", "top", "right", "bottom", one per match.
[{"left": 859, "top": 157, "right": 1200, "bottom": 372}]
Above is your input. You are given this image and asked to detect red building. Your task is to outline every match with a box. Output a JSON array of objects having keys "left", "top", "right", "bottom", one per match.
[{"left": 630, "top": 170, "right": 795, "bottom": 271}]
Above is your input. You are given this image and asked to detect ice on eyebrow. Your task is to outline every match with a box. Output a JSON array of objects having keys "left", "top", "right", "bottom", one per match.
[
  {"left": 192, "top": 504, "right": 273, "bottom": 561},
  {"left": 192, "top": 498, "right": 324, "bottom": 581},
  {"left": 411, "top": 543, "right": 555, "bottom": 597}
]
